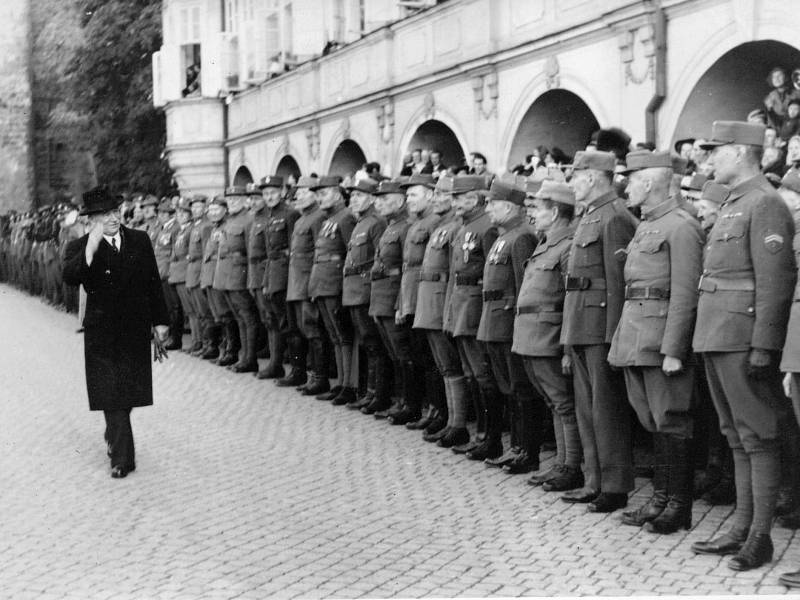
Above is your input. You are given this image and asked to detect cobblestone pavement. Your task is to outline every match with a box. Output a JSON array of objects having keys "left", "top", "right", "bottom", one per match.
[{"left": 2, "top": 283, "right": 800, "bottom": 599}]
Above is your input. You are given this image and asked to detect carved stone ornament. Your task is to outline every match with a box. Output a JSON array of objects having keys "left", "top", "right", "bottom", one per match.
[
  {"left": 341, "top": 117, "right": 351, "bottom": 140},
  {"left": 376, "top": 100, "right": 395, "bottom": 144},
  {"left": 619, "top": 25, "right": 655, "bottom": 85},
  {"left": 423, "top": 92, "right": 436, "bottom": 120},
  {"left": 279, "top": 133, "right": 290, "bottom": 156},
  {"left": 306, "top": 121, "right": 320, "bottom": 160},
  {"left": 545, "top": 55, "right": 560, "bottom": 90}
]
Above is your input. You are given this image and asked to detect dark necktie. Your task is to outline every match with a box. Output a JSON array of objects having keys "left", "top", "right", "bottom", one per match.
[{"left": 111, "top": 237, "right": 118, "bottom": 253}]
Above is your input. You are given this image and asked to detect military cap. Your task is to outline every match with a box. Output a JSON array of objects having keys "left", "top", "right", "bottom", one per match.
[
  {"left": 209, "top": 195, "right": 227, "bottom": 207},
  {"left": 700, "top": 180, "right": 729, "bottom": 205},
  {"left": 258, "top": 175, "right": 284, "bottom": 189},
  {"left": 175, "top": 196, "right": 192, "bottom": 211},
  {"left": 375, "top": 180, "right": 406, "bottom": 196},
  {"left": 781, "top": 169, "right": 800, "bottom": 195},
  {"left": 535, "top": 180, "right": 576, "bottom": 206},
  {"left": 140, "top": 194, "right": 159, "bottom": 207},
  {"left": 572, "top": 150, "right": 617, "bottom": 172},
  {"left": 80, "top": 186, "right": 124, "bottom": 216},
  {"left": 310, "top": 175, "right": 343, "bottom": 191},
  {"left": 245, "top": 182, "right": 262, "bottom": 196},
  {"left": 674, "top": 138, "right": 696, "bottom": 154},
  {"left": 190, "top": 193, "right": 208, "bottom": 204},
  {"left": 400, "top": 173, "right": 436, "bottom": 189},
  {"left": 681, "top": 173, "right": 708, "bottom": 191},
  {"left": 700, "top": 121, "right": 766, "bottom": 149},
  {"left": 486, "top": 179, "right": 525, "bottom": 206},
  {"left": 525, "top": 179, "right": 544, "bottom": 196},
  {"left": 294, "top": 175, "right": 319, "bottom": 189},
  {"left": 157, "top": 198, "right": 175, "bottom": 213},
  {"left": 672, "top": 155, "right": 689, "bottom": 174},
  {"left": 622, "top": 150, "right": 673, "bottom": 174},
  {"left": 435, "top": 175, "right": 454, "bottom": 193},
  {"left": 224, "top": 185, "right": 249, "bottom": 197},
  {"left": 37, "top": 205, "right": 50, "bottom": 214},
  {"left": 346, "top": 178, "right": 379, "bottom": 194},
  {"left": 451, "top": 175, "right": 489, "bottom": 194}
]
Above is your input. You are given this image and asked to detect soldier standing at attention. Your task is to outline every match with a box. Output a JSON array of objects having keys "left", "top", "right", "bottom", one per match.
[
  {"left": 691, "top": 122, "right": 796, "bottom": 571},
  {"left": 168, "top": 197, "right": 201, "bottom": 353},
  {"left": 308, "top": 176, "right": 356, "bottom": 401},
  {"left": 208, "top": 196, "right": 241, "bottom": 367},
  {"left": 369, "top": 179, "right": 413, "bottom": 420},
  {"left": 257, "top": 176, "right": 300, "bottom": 380},
  {"left": 245, "top": 183, "right": 271, "bottom": 367},
  {"left": 186, "top": 194, "right": 220, "bottom": 359},
  {"left": 154, "top": 199, "right": 184, "bottom": 351},
  {"left": 478, "top": 179, "right": 540, "bottom": 473},
  {"left": 341, "top": 179, "right": 389, "bottom": 415},
  {"left": 514, "top": 180, "right": 584, "bottom": 492},
  {"left": 412, "top": 176, "right": 461, "bottom": 439},
  {"left": 396, "top": 174, "right": 446, "bottom": 428},
  {"left": 139, "top": 195, "right": 159, "bottom": 238},
  {"left": 608, "top": 150, "right": 704, "bottom": 534},
  {"left": 216, "top": 186, "right": 260, "bottom": 373},
  {"left": 439, "top": 176, "right": 499, "bottom": 452},
  {"left": 278, "top": 177, "right": 326, "bottom": 388},
  {"left": 561, "top": 150, "right": 638, "bottom": 513}
]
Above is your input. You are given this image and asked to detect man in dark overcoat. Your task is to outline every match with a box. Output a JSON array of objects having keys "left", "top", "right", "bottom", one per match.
[{"left": 63, "top": 186, "right": 170, "bottom": 479}]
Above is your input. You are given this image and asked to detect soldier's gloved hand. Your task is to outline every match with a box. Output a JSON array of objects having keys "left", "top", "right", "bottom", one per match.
[
  {"left": 783, "top": 372, "right": 792, "bottom": 398},
  {"left": 662, "top": 356, "right": 683, "bottom": 376},
  {"left": 747, "top": 348, "right": 772, "bottom": 380},
  {"left": 395, "top": 310, "right": 406, "bottom": 326},
  {"left": 561, "top": 353, "right": 572, "bottom": 376}
]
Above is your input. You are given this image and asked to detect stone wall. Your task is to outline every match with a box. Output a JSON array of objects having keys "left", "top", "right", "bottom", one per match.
[{"left": 0, "top": 0, "right": 33, "bottom": 213}]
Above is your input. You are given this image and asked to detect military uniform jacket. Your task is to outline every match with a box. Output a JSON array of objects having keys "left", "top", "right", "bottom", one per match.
[
  {"left": 185, "top": 218, "right": 212, "bottom": 289},
  {"left": 308, "top": 205, "right": 355, "bottom": 299},
  {"left": 201, "top": 222, "right": 223, "bottom": 289},
  {"left": 561, "top": 191, "right": 638, "bottom": 346},
  {"left": 477, "top": 217, "right": 537, "bottom": 343},
  {"left": 213, "top": 211, "right": 254, "bottom": 292},
  {"left": 144, "top": 219, "right": 161, "bottom": 248},
  {"left": 608, "top": 198, "right": 704, "bottom": 367},
  {"left": 412, "top": 209, "right": 460, "bottom": 330},
  {"left": 286, "top": 207, "right": 326, "bottom": 302},
  {"left": 781, "top": 214, "right": 800, "bottom": 372},
  {"left": 399, "top": 209, "right": 443, "bottom": 319},
  {"left": 343, "top": 206, "right": 386, "bottom": 307},
  {"left": 693, "top": 174, "right": 796, "bottom": 353},
  {"left": 446, "top": 208, "right": 498, "bottom": 337},
  {"left": 167, "top": 221, "right": 193, "bottom": 284},
  {"left": 246, "top": 208, "right": 269, "bottom": 290},
  {"left": 369, "top": 213, "right": 411, "bottom": 318},
  {"left": 154, "top": 218, "right": 177, "bottom": 280},
  {"left": 262, "top": 202, "right": 300, "bottom": 295},
  {"left": 512, "top": 224, "right": 574, "bottom": 357}
]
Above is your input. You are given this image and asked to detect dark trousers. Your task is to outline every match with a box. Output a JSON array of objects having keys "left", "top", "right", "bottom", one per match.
[
  {"left": 104, "top": 409, "right": 134, "bottom": 469},
  {"left": 225, "top": 289, "right": 260, "bottom": 364},
  {"left": 572, "top": 344, "right": 634, "bottom": 494},
  {"left": 424, "top": 329, "right": 462, "bottom": 378},
  {"left": 318, "top": 296, "right": 354, "bottom": 346},
  {"left": 162, "top": 279, "right": 184, "bottom": 337},
  {"left": 456, "top": 336, "right": 497, "bottom": 393}
]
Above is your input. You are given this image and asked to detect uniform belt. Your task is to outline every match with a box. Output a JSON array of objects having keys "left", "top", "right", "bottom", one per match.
[
  {"left": 482, "top": 289, "right": 506, "bottom": 301},
  {"left": 516, "top": 303, "right": 562, "bottom": 315},
  {"left": 454, "top": 273, "right": 482, "bottom": 286},
  {"left": 267, "top": 249, "right": 289, "bottom": 259},
  {"left": 419, "top": 271, "right": 448, "bottom": 282},
  {"left": 314, "top": 253, "right": 342, "bottom": 263},
  {"left": 564, "top": 276, "right": 606, "bottom": 291},
  {"left": 697, "top": 275, "right": 755, "bottom": 292},
  {"left": 625, "top": 286, "right": 670, "bottom": 300},
  {"left": 344, "top": 263, "right": 372, "bottom": 276},
  {"left": 371, "top": 268, "right": 402, "bottom": 281}
]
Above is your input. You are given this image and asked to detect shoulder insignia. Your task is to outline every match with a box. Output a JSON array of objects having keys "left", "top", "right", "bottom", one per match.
[
  {"left": 614, "top": 247, "right": 628, "bottom": 261},
  {"left": 765, "top": 233, "right": 785, "bottom": 254}
]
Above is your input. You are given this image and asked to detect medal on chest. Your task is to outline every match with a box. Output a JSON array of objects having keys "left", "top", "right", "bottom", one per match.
[
  {"left": 462, "top": 231, "right": 477, "bottom": 263},
  {"left": 488, "top": 239, "right": 506, "bottom": 264}
]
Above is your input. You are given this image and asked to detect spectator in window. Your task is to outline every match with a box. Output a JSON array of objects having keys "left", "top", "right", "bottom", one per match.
[
  {"left": 414, "top": 149, "right": 430, "bottom": 174},
  {"left": 399, "top": 152, "right": 414, "bottom": 176},
  {"left": 780, "top": 99, "right": 800, "bottom": 144},
  {"left": 468, "top": 152, "right": 492, "bottom": 178},
  {"left": 765, "top": 67, "right": 791, "bottom": 128},
  {"left": 762, "top": 145, "right": 787, "bottom": 179},
  {"left": 365, "top": 161, "right": 387, "bottom": 182},
  {"left": 429, "top": 150, "right": 446, "bottom": 179},
  {"left": 181, "top": 63, "right": 201, "bottom": 97}
]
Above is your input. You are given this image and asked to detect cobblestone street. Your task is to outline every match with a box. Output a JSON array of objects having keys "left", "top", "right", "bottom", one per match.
[{"left": 1, "top": 283, "right": 800, "bottom": 599}]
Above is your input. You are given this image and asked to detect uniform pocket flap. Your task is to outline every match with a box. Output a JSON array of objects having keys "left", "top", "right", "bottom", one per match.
[
  {"left": 727, "top": 293, "right": 755, "bottom": 315},
  {"left": 581, "top": 289, "right": 607, "bottom": 308},
  {"left": 576, "top": 227, "right": 600, "bottom": 247},
  {"left": 638, "top": 237, "right": 666, "bottom": 253}
]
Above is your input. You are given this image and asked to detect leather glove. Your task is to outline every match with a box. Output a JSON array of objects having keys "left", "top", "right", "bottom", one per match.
[
  {"left": 747, "top": 348, "right": 772, "bottom": 380},
  {"left": 561, "top": 352, "right": 573, "bottom": 376}
]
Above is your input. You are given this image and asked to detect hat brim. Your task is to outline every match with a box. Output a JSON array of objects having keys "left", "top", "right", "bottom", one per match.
[
  {"left": 399, "top": 182, "right": 435, "bottom": 190},
  {"left": 79, "top": 198, "right": 123, "bottom": 216},
  {"left": 698, "top": 140, "right": 726, "bottom": 150}
]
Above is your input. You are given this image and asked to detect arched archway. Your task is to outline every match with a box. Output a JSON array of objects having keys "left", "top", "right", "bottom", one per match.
[
  {"left": 507, "top": 89, "right": 599, "bottom": 169},
  {"left": 329, "top": 140, "right": 367, "bottom": 178},
  {"left": 275, "top": 155, "right": 301, "bottom": 181},
  {"left": 233, "top": 166, "right": 253, "bottom": 187},
  {"left": 672, "top": 40, "right": 800, "bottom": 144},
  {"left": 406, "top": 120, "right": 465, "bottom": 172}
]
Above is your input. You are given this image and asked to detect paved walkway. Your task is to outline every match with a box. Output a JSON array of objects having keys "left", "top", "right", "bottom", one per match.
[{"left": 1, "top": 283, "right": 799, "bottom": 598}]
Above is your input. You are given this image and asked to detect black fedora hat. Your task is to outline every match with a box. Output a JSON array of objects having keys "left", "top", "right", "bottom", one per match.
[{"left": 80, "top": 186, "right": 123, "bottom": 216}]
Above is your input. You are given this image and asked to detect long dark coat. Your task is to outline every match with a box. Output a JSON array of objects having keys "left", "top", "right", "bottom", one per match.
[{"left": 63, "top": 226, "right": 169, "bottom": 411}]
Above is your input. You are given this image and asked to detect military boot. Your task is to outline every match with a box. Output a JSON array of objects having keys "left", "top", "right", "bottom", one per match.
[
  {"left": 257, "top": 330, "right": 285, "bottom": 379},
  {"left": 200, "top": 322, "right": 222, "bottom": 360},
  {"left": 622, "top": 433, "right": 668, "bottom": 526},
  {"left": 424, "top": 377, "right": 454, "bottom": 443},
  {"left": 437, "top": 376, "right": 470, "bottom": 448},
  {"left": 215, "top": 320, "right": 239, "bottom": 366},
  {"left": 275, "top": 337, "right": 307, "bottom": 387},
  {"left": 303, "top": 339, "right": 331, "bottom": 396},
  {"left": 466, "top": 388, "right": 504, "bottom": 461},
  {"left": 646, "top": 436, "right": 693, "bottom": 534},
  {"left": 361, "top": 351, "right": 391, "bottom": 414},
  {"left": 406, "top": 405, "right": 436, "bottom": 430},
  {"left": 231, "top": 319, "right": 259, "bottom": 373}
]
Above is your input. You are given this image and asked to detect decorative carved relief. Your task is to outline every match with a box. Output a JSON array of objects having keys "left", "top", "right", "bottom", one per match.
[
  {"left": 545, "top": 56, "right": 560, "bottom": 90},
  {"left": 376, "top": 99, "right": 395, "bottom": 145},
  {"left": 341, "top": 116, "right": 351, "bottom": 140},
  {"left": 279, "top": 134, "right": 290, "bottom": 156},
  {"left": 471, "top": 68, "right": 498, "bottom": 120},
  {"left": 618, "top": 24, "right": 656, "bottom": 85},
  {"left": 422, "top": 92, "right": 436, "bottom": 120},
  {"left": 305, "top": 121, "right": 320, "bottom": 160}
]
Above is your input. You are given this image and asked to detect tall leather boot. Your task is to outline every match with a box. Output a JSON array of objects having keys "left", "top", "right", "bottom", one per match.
[
  {"left": 258, "top": 329, "right": 285, "bottom": 379},
  {"left": 187, "top": 316, "right": 203, "bottom": 353},
  {"left": 408, "top": 369, "right": 445, "bottom": 430},
  {"left": 216, "top": 320, "right": 239, "bottom": 366},
  {"left": 231, "top": 317, "right": 259, "bottom": 373},
  {"left": 622, "top": 433, "right": 668, "bottom": 526},
  {"left": 201, "top": 321, "right": 221, "bottom": 360},
  {"left": 504, "top": 389, "right": 542, "bottom": 474},
  {"left": 361, "top": 350, "right": 391, "bottom": 414},
  {"left": 646, "top": 435, "right": 693, "bottom": 534},
  {"left": 375, "top": 359, "right": 403, "bottom": 419},
  {"left": 487, "top": 394, "right": 521, "bottom": 468},
  {"left": 466, "top": 387, "right": 503, "bottom": 461},
  {"left": 303, "top": 338, "right": 331, "bottom": 395},
  {"left": 276, "top": 335, "right": 307, "bottom": 387},
  {"left": 437, "top": 376, "right": 470, "bottom": 447},
  {"left": 388, "top": 360, "right": 421, "bottom": 426},
  {"left": 453, "top": 381, "right": 487, "bottom": 453},
  {"left": 227, "top": 318, "right": 247, "bottom": 370}
]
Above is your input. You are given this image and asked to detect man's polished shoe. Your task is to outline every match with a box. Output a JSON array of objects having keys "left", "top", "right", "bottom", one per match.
[
  {"left": 201, "top": 347, "right": 220, "bottom": 360},
  {"left": 587, "top": 492, "right": 628, "bottom": 513},
  {"left": 452, "top": 439, "right": 483, "bottom": 455},
  {"left": 406, "top": 407, "right": 436, "bottom": 430},
  {"left": 231, "top": 362, "right": 259, "bottom": 373},
  {"left": 387, "top": 407, "right": 420, "bottom": 426},
  {"left": 331, "top": 387, "right": 357, "bottom": 406},
  {"left": 422, "top": 416, "right": 447, "bottom": 436},
  {"left": 437, "top": 427, "right": 469, "bottom": 448},
  {"left": 561, "top": 487, "right": 599, "bottom": 504},
  {"left": 778, "top": 568, "right": 800, "bottom": 588},
  {"left": 690, "top": 529, "right": 748, "bottom": 555},
  {"left": 316, "top": 385, "right": 342, "bottom": 401},
  {"left": 302, "top": 376, "right": 330, "bottom": 396},
  {"left": 728, "top": 533, "right": 773, "bottom": 571},
  {"left": 361, "top": 397, "right": 390, "bottom": 416},
  {"left": 347, "top": 392, "right": 373, "bottom": 410},
  {"left": 256, "top": 365, "right": 284, "bottom": 380},
  {"left": 216, "top": 353, "right": 237, "bottom": 367},
  {"left": 423, "top": 425, "right": 450, "bottom": 443},
  {"left": 485, "top": 447, "right": 521, "bottom": 468},
  {"left": 465, "top": 440, "right": 503, "bottom": 461},
  {"left": 503, "top": 451, "right": 538, "bottom": 474},
  {"left": 110, "top": 464, "right": 135, "bottom": 479},
  {"left": 620, "top": 490, "right": 667, "bottom": 527},
  {"left": 541, "top": 465, "right": 584, "bottom": 492},
  {"left": 527, "top": 464, "right": 561, "bottom": 486},
  {"left": 275, "top": 368, "right": 307, "bottom": 387}
]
